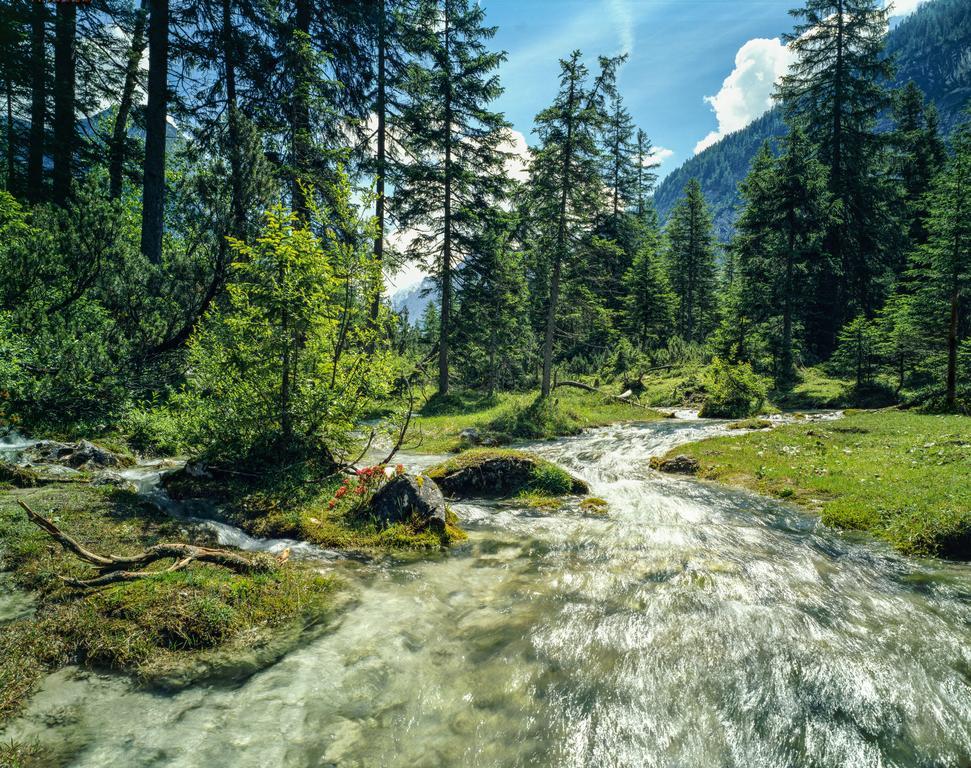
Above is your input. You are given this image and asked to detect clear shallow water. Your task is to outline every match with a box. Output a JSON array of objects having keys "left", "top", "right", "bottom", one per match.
[{"left": 4, "top": 419, "right": 971, "bottom": 767}]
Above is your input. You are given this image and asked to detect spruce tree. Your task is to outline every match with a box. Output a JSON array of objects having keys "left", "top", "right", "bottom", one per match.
[
  {"left": 665, "top": 178, "right": 718, "bottom": 343},
  {"left": 396, "top": 0, "right": 509, "bottom": 396},
  {"left": 914, "top": 116, "right": 971, "bottom": 409},
  {"left": 777, "top": 0, "right": 894, "bottom": 351},
  {"left": 891, "top": 81, "right": 946, "bottom": 254},
  {"left": 530, "top": 51, "right": 619, "bottom": 396},
  {"left": 602, "top": 91, "right": 636, "bottom": 229},
  {"left": 454, "top": 210, "right": 532, "bottom": 394},
  {"left": 625, "top": 209, "right": 675, "bottom": 353}
]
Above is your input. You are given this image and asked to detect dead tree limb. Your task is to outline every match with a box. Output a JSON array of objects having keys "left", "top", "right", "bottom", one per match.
[
  {"left": 19, "top": 501, "right": 287, "bottom": 588},
  {"left": 552, "top": 380, "right": 656, "bottom": 410},
  {"left": 379, "top": 376, "right": 415, "bottom": 465}
]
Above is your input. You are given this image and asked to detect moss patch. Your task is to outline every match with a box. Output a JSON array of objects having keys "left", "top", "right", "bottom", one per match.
[
  {"left": 579, "top": 497, "right": 609, "bottom": 515},
  {"left": 425, "top": 448, "right": 588, "bottom": 498},
  {"left": 0, "top": 482, "right": 340, "bottom": 728},
  {"left": 666, "top": 411, "right": 971, "bottom": 559},
  {"left": 163, "top": 462, "right": 464, "bottom": 552}
]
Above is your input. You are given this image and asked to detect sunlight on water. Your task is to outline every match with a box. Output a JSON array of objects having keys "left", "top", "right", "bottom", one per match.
[{"left": 4, "top": 419, "right": 971, "bottom": 767}]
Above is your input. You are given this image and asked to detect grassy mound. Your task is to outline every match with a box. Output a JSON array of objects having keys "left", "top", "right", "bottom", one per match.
[
  {"left": 665, "top": 411, "right": 971, "bottom": 559},
  {"left": 163, "top": 460, "right": 465, "bottom": 552},
  {"left": 413, "top": 389, "right": 663, "bottom": 453},
  {"left": 426, "top": 448, "right": 588, "bottom": 498},
  {"left": 0, "top": 482, "right": 340, "bottom": 730}
]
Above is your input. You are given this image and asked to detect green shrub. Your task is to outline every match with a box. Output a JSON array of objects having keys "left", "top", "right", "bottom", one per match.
[
  {"left": 123, "top": 404, "right": 193, "bottom": 456},
  {"left": 698, "top": 358, "right": 768, "bottom": 418}
]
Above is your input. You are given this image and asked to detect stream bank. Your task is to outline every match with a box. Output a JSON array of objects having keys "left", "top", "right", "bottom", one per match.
[{"left": 0, "top": 416, "right": 968, "bottom": 767}]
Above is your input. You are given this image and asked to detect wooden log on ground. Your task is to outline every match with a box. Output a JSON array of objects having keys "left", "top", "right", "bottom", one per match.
[{"left": 18, "top": 500, "right": 287, "bottom": 588}]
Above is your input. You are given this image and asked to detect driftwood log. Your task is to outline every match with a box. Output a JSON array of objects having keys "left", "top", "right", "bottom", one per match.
[
  {"left": 552, "top": 380, "right": 655, "bottom": 410},
  {"left": 18, "top": 500, "right": 287, "bottom": 588}
]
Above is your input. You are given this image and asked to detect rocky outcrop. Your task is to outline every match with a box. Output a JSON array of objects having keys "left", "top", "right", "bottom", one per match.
[
  {"left": 26, "top": 440, "right": 134, "bottom": 472},
  {"left": 426, "top": 449, "right": 589, "bottom": 498},
  {"left": 367, "top": 474, "right": 447, "bottom": 531},
  {"left": 649, "top": 454, "right": 700, "bottom": 475}
]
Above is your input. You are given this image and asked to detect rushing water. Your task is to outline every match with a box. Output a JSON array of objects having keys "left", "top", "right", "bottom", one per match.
[{"left": 3, "top": 419, "right": 971, "bottom": 767}]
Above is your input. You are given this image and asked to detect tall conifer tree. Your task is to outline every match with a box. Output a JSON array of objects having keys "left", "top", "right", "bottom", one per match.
[{"left": 396, "top": 0, "right": 509, "bottom": 396}]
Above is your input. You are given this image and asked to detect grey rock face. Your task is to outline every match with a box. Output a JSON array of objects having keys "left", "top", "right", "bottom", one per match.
[{"left": 367, "top": 474, "right": 448, "bottom": 531}]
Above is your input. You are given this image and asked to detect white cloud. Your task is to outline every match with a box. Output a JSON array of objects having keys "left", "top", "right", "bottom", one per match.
[
  {"left": 606, "top": 0, "right": 634, "bottom": 56},
  {"left": 503, "top": 128, "right": 531, "bottom": 183},
  {"left": 886, "top": 0, "right": 926, "bottom": 17},
  {"left": 648, "top": 146, "right": 674, "bottom": 167},
  {"left": 693, "top": 37, "right": 794, "bottom": 155}
]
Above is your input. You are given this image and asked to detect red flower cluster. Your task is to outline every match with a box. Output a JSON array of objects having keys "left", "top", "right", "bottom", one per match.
[{"left": 325, "top": 464, "right": 395, "bottom": 513}]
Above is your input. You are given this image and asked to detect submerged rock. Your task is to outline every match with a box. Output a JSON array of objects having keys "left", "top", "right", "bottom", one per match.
[
  {"left": 367, "top": 474, "right": 448, "bottom": 531},
  {"left": 649, "top": 454, "right": 700, "bottom": 475},
  {"left": 426, "top": 449, "right": 589, "bottom": 498}
]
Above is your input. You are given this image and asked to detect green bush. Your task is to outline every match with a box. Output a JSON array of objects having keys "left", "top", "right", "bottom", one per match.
[
  {"left": 180, "top": 171, "right": 395, "bottom": 465},
  {"left": 698, "top": 358, "right": 768, "bottom": 418}
]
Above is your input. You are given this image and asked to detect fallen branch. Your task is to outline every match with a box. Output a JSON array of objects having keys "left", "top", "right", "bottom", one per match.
[
  {"left": 19, "top": 500, "right": 287, "bottom": 588},
  {"left": 552, "top": 380, "right": 656, "bottom": 410}
]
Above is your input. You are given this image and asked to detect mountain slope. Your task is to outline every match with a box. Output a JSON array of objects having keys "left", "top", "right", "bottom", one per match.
[{"left": 654, "top": 0, "right": 971, "bottom": 239}]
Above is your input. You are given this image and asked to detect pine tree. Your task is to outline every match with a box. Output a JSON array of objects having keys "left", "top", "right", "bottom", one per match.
[
  {"left": 632, "top": 128, "right": 659, "bottom": 221},
  {"left": 890, "top": 81, "right": 946, "bottom": 254},
  {"left": 602, "top": 91, "right": 636, "bottom": 229},
  {"left": 777, "top": 0, "right": 894, "bottom": 352},
  {"left": 914, "top": 116, "right": 971, "bottom": 409},
  {"left": 454, "top": 210, "right": 532, "bottom": 394},
  {"left": 731, "top": 129, "right": 832, "bottom": 381},
  {"left": 530, "top": 51, "right": 619, "bottom": 396},
  {"left": 665, "top": 178, "right": 718, "bottom": 343},
  {"left": 624, "top": 211, "right": 675, "bottom": 353},
  {"left": 51, "top": 1, "right": 76, "bottom": 205},
  {"left": 396, "top": 0, "right": 510, "bottom": 396}
]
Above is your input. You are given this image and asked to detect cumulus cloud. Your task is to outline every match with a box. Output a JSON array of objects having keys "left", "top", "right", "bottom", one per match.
[
  {"left": 886, "top": 0, "right": 926, "bottom": 16},
  {"left": 648, "top": 146, "right": 674, "bottom": 167},
  {"left": 693, "top": 37, "right": 794, "bottom": 155}
]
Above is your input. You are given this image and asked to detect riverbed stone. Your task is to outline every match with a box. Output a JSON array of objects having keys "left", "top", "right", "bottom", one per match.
[
  {"left": 367, "top": 474, "right": 447, "bottom": 531},
  {"left": 26, "top": 439, "right": 134, "bottom": 471},
  {"left": 426, "top": 449, "right": 589, "bottom": 498},
  {"left": 649, "top": 454, "right": 700, "bottom": 475}
]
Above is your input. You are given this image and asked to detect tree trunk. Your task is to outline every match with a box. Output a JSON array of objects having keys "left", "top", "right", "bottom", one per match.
[
  {"left": 140, "top": 0, "right": 168, "bottom": 265},
  {"left": 109, "top": 0, "right": 147, "bottom": 199},
  {"left": 4, "top": 77, "right": 13, "bottom": 191},
  {"left": 52, "top": 2, "right": 76, "bottom": 206},
  {"left": 221, "top": 0, "right": 244, "bottom": 236},
  {"left": 946, "top": 279, "right": 958, "bottom": 410},
  {"left": 27, "top": 1, "right": 46, "bottom": 202},
  {"left": 370, "top": 0, "right": 387, "bottom": 325},
  {"left": 439, "top": 4, "right": 452, "bottom": 396},
  {"left": 541, "top": 71, "right": 577, "bottom": 398},
  {"left": 290, "top": 0, "right": 312, "bottom": 221},
  {"left": 781, "top": 212, "right": 796, "bottom": 381}
]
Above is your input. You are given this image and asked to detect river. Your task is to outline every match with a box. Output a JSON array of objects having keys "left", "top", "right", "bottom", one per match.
[{"left": 3, "top": 418, "right": 971, "bottom": 767}]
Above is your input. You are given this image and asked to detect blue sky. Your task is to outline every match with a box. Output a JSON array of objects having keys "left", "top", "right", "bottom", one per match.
[{"left": 483, "top": 0, "right": 923, "bottom": 180}]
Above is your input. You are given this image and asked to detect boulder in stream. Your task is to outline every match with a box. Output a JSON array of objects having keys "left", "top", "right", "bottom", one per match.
[
  {"left": 649, "top": 454, "right": 700, "bottom": 475},
  {"left": 26, "top": 439, "right": 134, "bottom": 471},
  {"left": 367, "top": 474, "right": 448, "bottom": 531},
  {"left": 426, "top": 449, "right": 589, "bottom": 498}
]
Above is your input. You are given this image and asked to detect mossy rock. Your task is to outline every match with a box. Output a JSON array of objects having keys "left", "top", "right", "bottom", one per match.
[
  {"left": 0, "top": 462, "right": 40, "bottom": 488},
  {"left": 425, "top": 449, "right": 589, "bottom": 499},
  {"left": 579, "top": 497, "right": 609, "bottom": 515}
]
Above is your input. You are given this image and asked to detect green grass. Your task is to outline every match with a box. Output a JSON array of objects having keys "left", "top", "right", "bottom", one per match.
[
  {"left": 666, "top": 410, "right": 971, "bottom": 558},
  {"left": 0, "top": 482, "right": 340, "bottom": 728},
  {"left": 163, "top": 461, "right": 465, "bottom": 552},
  {"left": 725, "top": 418, "right": 774, "bottom": 430},
  {"left": 409, "top": 388, "right": 664, "bottom": 454}
]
